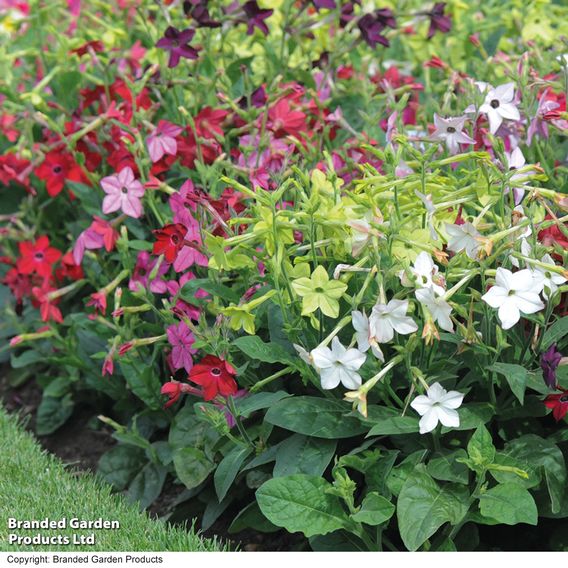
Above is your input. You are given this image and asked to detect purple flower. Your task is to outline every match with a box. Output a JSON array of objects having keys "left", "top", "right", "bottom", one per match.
[
  {"left": 129, "top": 251, "right": 169, "bottom": 294},
  {"left": 541, "top": 344, "right": 563, "bottom": 389},
  {"left": 375, "top": 8, "right": 397, "bottom": 29},
  {"left": 167, "top": 321, "right": 197, "bottom": 373},
  {"left": 427, "top": 3, "right": 451, "bottom": 39},
  {"left": 184, "top": 0, "right": 221, "bottom": 28},
  {"left": 156, "top": 27, "right": 200, "bottom": 68},
  {"left": 527, "top": 89, "right": 560, "bottom": 145},
  {"left": 357, "top": 14, "right": 389, "bottom": 48},
  {"left": 312, "top": 0, "right": 336, "bottom": 9},
  {"left": 243, "top": 1, "right": 273, "bottom": 36}
]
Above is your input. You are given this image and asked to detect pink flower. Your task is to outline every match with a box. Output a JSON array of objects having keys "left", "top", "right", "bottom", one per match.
[
  {"left": 171, "top": 208, "right": 208, "bottom": 272},
  {"left": 166, "top": 321, "right": 197, "bottom": 372},
  {"left": 129, "top": 251, "right": 169, "bottom": 294},
  {"left": 73, "top": 217, "right": 119, "bottom": 265},
  {"left": 101, "top": 167, "right": 145, "bottom": 218},
  {"left": 146, "top": 120, "right": 183, "bottom": 163}
]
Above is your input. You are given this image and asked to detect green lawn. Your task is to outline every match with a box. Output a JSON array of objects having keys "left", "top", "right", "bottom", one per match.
[{"left": 0, "top": 407, "right": 229, "bottom": 552}]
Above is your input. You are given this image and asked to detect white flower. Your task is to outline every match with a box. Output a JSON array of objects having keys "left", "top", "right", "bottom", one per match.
[
  {"left": 479, "top": 82, "right": 520, "bottom": 135},
  {"left": 415, "top": 288, "right": 454, "bottom": 332},
  {"left": 352, "top": 310, "right": 384, "bottom": 362},
  {"left": 504, "top": 147, "right": 533, "bottom": 205},
  {"left": 482, "top": 267, "right": 545, "bottom": 330},
  {"left": 369, "top": 299, "right": 418, "bottom": 343},
  {"left": 293, "top": 344, "right": 312, "bottom": 365},
  {"left": 431, "top": 114, "right": 475, "bottom": 154},
  {"left": 310, "top": 336, "right": 366, "bottom": 390},
  {"left": 445, "top": 221, "right": 481, "bottom": 260},
  {"left": 532, "top": 254, "right": 567, "bottom": 300},
  {"left": 410, "top": 382, "right": 465, "bottom": 434},
  {"left": 401, "top": 251, "right": 446, "bottom": 296},
  {"left": 415, "top": 190, "right": 438, "bottom": 241}
]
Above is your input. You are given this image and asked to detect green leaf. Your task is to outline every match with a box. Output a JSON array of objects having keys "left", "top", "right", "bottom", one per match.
[
  {"left": 233, "top": 336, "right": 296, "bottom": 366},
  {"left": 180, "top": 278, "right": 240, "bottom": 304},
  {"left": 51, "top": 70, "right": 81, "bottom": 110},
  {"left": 234, "top": 391, "right": 291, "bottom": 417},
  {"left": 273, "top": 434, "right": 336, "bottom": 477},
  {"left": 119, "top": 360, "right": 163, "bottom": 410},
  {"left": 491, "top": 363, "right": 528, "bottom": 404},
  {"left": 229, "top": 502, "right": 279, "bottom": 534},
  {"left": 97, "top": 446, "right": 146, "bottom": 491},
  {"left": 427, "top": 449, "right": 469, "bottom": 484},
  {"left": 366, "top": 406, "right": 419, "bottom": 436},
  {"left": 36, "top": 394, "right": 74, "bottom": 436},
  {"left": 265, "top": 396, "right": 367, "bottom": 439},
  {"left": 256, "top": 475, "right": 349, "bottom": 538},
  {"left": 467, "top": 424, "right": 496, "bottom": 470},
  {"left": 397, "top": 466, "right": 469, "bottom": 551},
  {"left": 11, "top": 349, "right": 45, "bottom": 369},
  {"left": 351, "top": 492, "right": 395, "bottom": 526},
  {"left": 126, "top": 462, "right": 167, "bottom": 510},
  {"left": 479, "top": 484, "right": 538, "bottom": 526},
  {"left": 173, "top": 447, "right": 215, "bottom": 490},
  {"left": 542, "top": 316, "right": 568, "bottom": 351},
  {"left": 214, "top": 445, "right": 252, "bottom": 501},
  {"left": 443, "top": 403, "right": 494, "bottom": 432}
]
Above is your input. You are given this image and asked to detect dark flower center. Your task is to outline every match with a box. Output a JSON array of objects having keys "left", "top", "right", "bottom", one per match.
[
  {"left": 171, "top": 234, "right": 180, "bottom": 245},
  {"left": 446, "top": 126, "right": 456, "bottom": 133},
  {"left": 490, "top": 99, "right": 500, "bottom": 109},
  {"left": 34, "top": 252, "right": 44, "bottom": 261},
  {"left": 121, "top": 186, "right": 129, "bottom": 194},
  {"left": 559, "top": 394, "right": 568, "bottom": 403},
  {"left": 171, "top": 39, "right": 180, "bottom": 48},
  {"left": 53, "top": 165, "right": 63, "bottom": 174},
  {"left": 508, "top": 289, "right": 516, "bottom": 296},
  {"left": 211, "top": 367, "right": 222, "bottom": 377}
]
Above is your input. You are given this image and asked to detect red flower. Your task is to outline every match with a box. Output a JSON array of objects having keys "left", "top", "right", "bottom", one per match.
[
  {"left": 538, "top": 215, "right": 568, "bottom": 249},
  {"left": 31, "top": 282, "right": 63, "bottom": 324},
  {"left": 267, "top": 99, "right": 307, "bottom": 138},
  {"left": 56, "top": 251, "right": 84, "bottom": 282},
  {"left": 17, "top": 236, "right": 62, "bottom": 278},
  {"left": 0, "top": 153, "right": 31, "bottom": 190},
  {"left": 194, "top": 106, "right": 229, "bottom": 139},
  {"left": 161, "top": 381, "right": 183, "bottom": 408},
  {"left": 153, "top": 223, "right": 188, "bottom": 262},
  {"left": 86, "top": 291, "right": 107, "bottom": 316},
  {"left": 35, "top": 150, "right": 89, "bottom": 197},
  {"left": 544, "top": 389, "right": 568, "bottom": 422},
  {"left": 188, "top": 355, "right": 238, "bottom": 401}
]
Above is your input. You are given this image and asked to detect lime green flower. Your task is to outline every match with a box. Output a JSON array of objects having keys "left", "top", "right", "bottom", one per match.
[{"left": 291, "top": 265, "right": 347, "bottom": 318}]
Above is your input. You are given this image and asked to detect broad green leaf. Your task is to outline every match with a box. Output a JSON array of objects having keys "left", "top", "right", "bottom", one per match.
[
  {"left": 397, "top": 466, "right": 469, "bottom": 551},
  {"left": 427, "top": 449, "right": 469, "bottom": 484},
  {"left": 229, "top": 502, "right": 279, "bottom": 534},
  {"left": 273, "top": 434, "right": 336, "bottom": 477},
  {"left": 98, "top": 446, "right": 145, "bottom": 491},
  {"left": 256, "top": 475, "right": 349, "bottom": 537},
  {"left": 265, "top": 396, "right": 367, "bottom": 439},
  {"left": 233, "top": 336, "right": 296, "bottom": 366},
  {"left": 180, "top": 278, "right": 240, "bottom": 304},
  {"left": 443, "top": 403, "right": 494, "bottom": 432},
  {"left": 467, "top": 424, "right": 496, "bottom": 469},
  {"left": 173, "top": 447, "right": 215, "bottom": 490},
  {"left": 351, "top": 492, "right": 395, "bottom": 526},
  {"left": 479, "top": 484, "right": 538, "bottom": 526},
  {"left": 126, "top": 462, "right": 167, "bottom": 511},
  {"left": 542, "top": 317, "right": 568, "bottom": 351},
  {"left": 366, "top": 406, "right": 419, "bottom": 436},
  {"left": 234, "top": 391, "right": 291, "bottom": 417},
  {"left": 11, "top": 349, "right": 45, "bottom": 369},
  {"left": 491, "top": 363, "right": 528, "bottom": 404},
  {"left": 36, "top": 394, "right": 74, "bottom": 436},
  {"left": 214, "top": 445, "right": 253, "bottom": 501},
  {"left": 119, "top": 360, "right": 163, "bottom": 410},
  {"left": 489, "top": 453, "right": 537, "bottom": 489}
]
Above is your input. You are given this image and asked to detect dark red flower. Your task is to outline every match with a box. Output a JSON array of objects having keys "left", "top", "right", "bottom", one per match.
[
  {"left": 156, "top": 26, "right": 200, "bottom": 68},
  {"left": 35, "top": 150, "right": 89, "bottom": 197},
  {"left": 153, "top": 223, "right": 188, "bottom": 262},
  {"left": 17, "top": 236, "right": 62, "bottom": 279},
  {"left": 538, "top": 215, "right": 568, "bottom": 249},
  {"left": 427, "top": 3, "right": 451, "bottom": 39},
  {"left": 243, "top": 1, "right": 273, "bottom": 36},
  {"left": 194, "top": 106, "right": 229, "bottom": 139},
  {"left": 544, "top": 389, "right": 568, "bottom": 422},
  {"left": 188, "top": 355, "right": 238, "bottom": 401},
  {"left": 161, "top": 381, "right": 183, "bottom": 408},
  {"left": 55, "top": 251, "right": 84, "bottom": 282}
]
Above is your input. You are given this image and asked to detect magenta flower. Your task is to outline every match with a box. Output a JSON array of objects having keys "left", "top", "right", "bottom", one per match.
[
  {"left": 101, "top": 167, "right": 145, "bottom": 218},
  {"left": 129, "top": 251, "right": 169, "bottom": 294},
  {"left": 171, "top": 206, "right": 208, "bottom": 272},
  {"left": 146, "top": 120, "right": 183, "bottom": 163},
  {"left": 156, "top": 27, "right": 200, "bottom": 68},
  {"left": 167, "top": 321, "right": 197, "bottom": 373}
]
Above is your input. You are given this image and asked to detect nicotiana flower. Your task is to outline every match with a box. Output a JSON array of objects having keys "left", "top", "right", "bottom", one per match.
[
  {"left": 482, "top": 267, "right": 544, "bottom": 330},
  {"left": 415, "top": 190, "right": 438, "bottom": 241},
  {"left": 101, "top": 166, "right": 145, "bottom": 218},
  {"left": 541, "top": 344, "right": 563, "bottom": 389},
  {"left": 146, "top": 120, "right": 183, "bottom": 163},
  {"left": 352, "top": 310, "right": 384, "bottom": 361},
  {"left": 291, "top": 265, "right": 347, "bottom": 318},
  {"left": 410, "top": 382, "right": 464, "bottom": 434},
  {"left": 17, "top": 236, "right": 61, "bottom": 278},
  {"left": 504, "top": 147, "right": 533, "bottom": 205},
  {"left": 415, "top": 287, "right": 454, "bottom": 332},
  {"left": 532, "top": 254, "right": 567, "bottom": 300},
  {"left": 445, "top": 221, "right": 481, "bottom": 260},
  {"left": 152, "top": 223, "right": 188, "bottom": 263},
  {"left": 402, "top": 251, "right": 445, "bottom": 295},
  {"left": 369, "top": 299, "right": 418, "bottom": 343},
  {"left": 311, "top": 336, "right": 366, "bottom": 390},
  {"left": 544, "top": 389, "right": 568, "bottom": 422},
  {"left": 242, "top": 1, "right": 273, "bottom": 36},
  {"left": 189, "top": 355, "right": 238, "bottom": 401},
  {"left": 427, "top": 2, "right": 452, "bottom": 39},
  {"left": 167, "top": 320, "right": 197, "bottom": 373},
  {"left": 156, "top": 27, "right": 200, "bottom": 68},
  {"left": 430, "top": 114, "right": 475, "bottom": 154},
  {"left": 479, "top": 82, "right": 520, "bottom": 135}
]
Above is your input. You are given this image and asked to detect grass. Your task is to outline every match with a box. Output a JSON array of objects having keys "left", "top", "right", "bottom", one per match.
[{"left": 0, "top": 407, "right": 229, "bottom": 552}]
